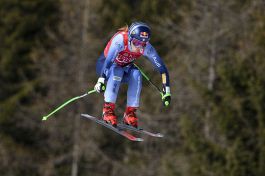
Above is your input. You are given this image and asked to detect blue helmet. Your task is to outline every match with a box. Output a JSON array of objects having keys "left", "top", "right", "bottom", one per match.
[{"left": 128, "top": 22, "right": 151, "bottom": 42}]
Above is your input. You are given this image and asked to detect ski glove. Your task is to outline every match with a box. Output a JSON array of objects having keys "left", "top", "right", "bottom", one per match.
[
  {"left": 162, "top": 86, "right": 171, "bottom": 107},
  {"left": 94, "top": 77, "right": 106, "bottom": 93}
]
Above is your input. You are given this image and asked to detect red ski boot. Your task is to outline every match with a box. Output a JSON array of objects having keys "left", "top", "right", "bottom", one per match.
[
  {"left": 102, "top": 102, "right": 117, "bottom": 127},
  {"left": 123, "top": 107, "right": 138, "bottom": 128}
]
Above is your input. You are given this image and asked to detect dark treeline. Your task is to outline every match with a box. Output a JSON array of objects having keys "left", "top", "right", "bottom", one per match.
[{"left": 0, "top": 0, "right": 264, "bottom": 176}]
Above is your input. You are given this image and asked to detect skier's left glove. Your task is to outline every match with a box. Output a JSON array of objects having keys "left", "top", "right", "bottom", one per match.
[{"left": 162, "top": 86, "right": 171, "bottom": 107}]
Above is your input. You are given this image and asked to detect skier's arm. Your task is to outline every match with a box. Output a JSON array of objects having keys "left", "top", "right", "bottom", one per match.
[
  {"left": 100, "top": 34, "right": 124, "bottom": 78},
  {"left": 143, "top": 43, "right": 171, "bottom": 106},
  {"left": 95, "top": 34, "right": 124, "bottom": 93}
]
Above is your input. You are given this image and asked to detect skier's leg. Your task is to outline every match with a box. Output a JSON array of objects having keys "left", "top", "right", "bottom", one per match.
[
  {"left": 102, "top": 64, "right": 124, "bottom": 126},
  {"left": 104, "top": 64, "right": 124, "bottom": 103},
  {"left": 126, "top": 68, "right": 142, "bottom": 107},
  {"left": 122, "top": 68, "right": 142, "bottom": 128}
]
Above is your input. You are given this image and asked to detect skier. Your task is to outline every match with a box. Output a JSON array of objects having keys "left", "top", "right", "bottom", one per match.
[{"left": 94, "top": 22, "right": 171, "bottom": 128}]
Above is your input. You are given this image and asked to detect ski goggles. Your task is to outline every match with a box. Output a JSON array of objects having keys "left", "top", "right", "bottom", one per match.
[{"left": 131, "top": 38, "right": 147, "bottom": 47}]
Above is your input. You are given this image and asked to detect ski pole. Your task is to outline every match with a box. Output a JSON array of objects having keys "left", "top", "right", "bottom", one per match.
[
  {"left": 42, "top": 89, "right": 96, "bottom": 121},
  {"left": 133, "top": 63, "right": 163, "bottom": 96},
  {"left": 133, "top": 63, "right": 171, "bottom": 107}
]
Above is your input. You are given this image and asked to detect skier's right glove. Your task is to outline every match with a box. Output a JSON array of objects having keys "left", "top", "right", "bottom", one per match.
[
  {"left": 94, "top": 77, "right": 106, "bottom": 93},
  {"left": 162, "top": 86, "right": 171, "bottom": 107}
]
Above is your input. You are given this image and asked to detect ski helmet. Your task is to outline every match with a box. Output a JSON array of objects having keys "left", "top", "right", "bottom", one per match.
[{"left": 128, "top": 22, "right": 151, "bottom": 43}]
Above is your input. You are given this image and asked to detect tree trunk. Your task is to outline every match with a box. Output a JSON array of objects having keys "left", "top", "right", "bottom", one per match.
[{"left": 71, "top": 0, "right": 90, "bottom": 176}]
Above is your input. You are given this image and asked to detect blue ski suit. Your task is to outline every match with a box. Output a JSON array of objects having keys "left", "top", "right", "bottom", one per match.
[{"left": 96, "top": 31, "right": 170, "bottom": 107}]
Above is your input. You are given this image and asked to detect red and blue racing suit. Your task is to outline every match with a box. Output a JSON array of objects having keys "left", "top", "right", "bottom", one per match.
[{"left": 96, "top": 31, "right": 170, "bottom": 107}]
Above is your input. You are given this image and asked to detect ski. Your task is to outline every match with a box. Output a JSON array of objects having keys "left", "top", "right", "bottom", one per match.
[
  {"left": 81, "top": 114, "right": 143, "bottom": 142},
  {"left": 117, "top": 123, "right": 164, "bottom": 138}
]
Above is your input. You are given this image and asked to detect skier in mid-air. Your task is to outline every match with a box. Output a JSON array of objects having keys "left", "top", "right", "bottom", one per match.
[{"left": 94, "top": 21, "right": 171, "bottom": 128}]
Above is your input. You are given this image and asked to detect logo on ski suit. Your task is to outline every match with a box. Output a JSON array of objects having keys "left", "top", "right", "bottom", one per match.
[{"left": 104, "top": 31, "right": 144, "bottom": 67}]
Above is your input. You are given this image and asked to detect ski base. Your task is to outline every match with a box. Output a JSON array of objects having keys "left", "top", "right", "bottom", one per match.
[
  {"left": 81, "top": 114, "right": 143, "bottom": 142},
  {"left": 117, "top": 123, "right": 164, "bottom": 138}
]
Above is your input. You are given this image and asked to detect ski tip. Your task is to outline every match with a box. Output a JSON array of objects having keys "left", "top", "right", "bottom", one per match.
[
  {"left": 156, "top": 133, "right": 164, "bottom": 138},
  {"left": 42, "top": 116, "right": 47, "bottom": 121}
]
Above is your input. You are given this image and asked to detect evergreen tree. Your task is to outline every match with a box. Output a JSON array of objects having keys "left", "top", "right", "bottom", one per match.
[{"left": 0, "top": 0, "right": 59, "bottom": 175}]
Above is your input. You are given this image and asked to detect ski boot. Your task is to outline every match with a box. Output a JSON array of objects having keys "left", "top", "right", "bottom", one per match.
[
  {"left": 102, "top": 102, "right": 117, "bottom": 127},
  {"left": 123, "top": 107, "right": 138, "bottom": 128}
]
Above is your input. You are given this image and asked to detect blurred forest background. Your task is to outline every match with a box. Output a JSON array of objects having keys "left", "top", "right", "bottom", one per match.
[{"left": 0, "top": 0, "right": 264, "bottom": 176}]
